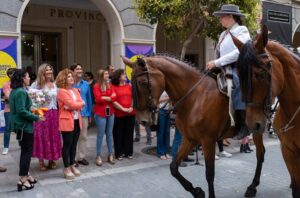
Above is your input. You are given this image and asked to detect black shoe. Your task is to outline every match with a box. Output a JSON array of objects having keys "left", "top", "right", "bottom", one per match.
[
  {"left": 179, "top": 162, "right": 188, "bottom": 167},
  {"left": 74, "top": 161, "right": 79, "bottom": 167},
  {"left": 241, "top": 144, "right": 251, "bottom": 153},
  {"left": 77, "top": 159, "right": 89, "bottom": 166},
  {"left": 244, "top": 143, "right": 253, "bottom": 152},
  {"left": 183, "top": 157, "right": 194, "bottom": 162},
  {"left": 17, "top": 179, "right": 34, "bottom": 192}
]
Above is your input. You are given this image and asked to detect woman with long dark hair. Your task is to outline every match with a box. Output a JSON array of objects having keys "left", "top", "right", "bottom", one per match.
[
  {"left": 10, "top": 68, "right": 44, "bottom": 191},
  {"left": 93, "top": 69, "right": 116, "bottom": 166}
]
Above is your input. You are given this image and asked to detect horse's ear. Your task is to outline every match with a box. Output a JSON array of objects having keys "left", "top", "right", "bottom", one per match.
[
  {"left": 120, "top": 56, "right": 134, "bottom": 68},
  {"left": 254, "top": 24, "right": 268, "bottom": 52},
  {"left": 230, "top": 32, "right": 244, "bottom": 52}
]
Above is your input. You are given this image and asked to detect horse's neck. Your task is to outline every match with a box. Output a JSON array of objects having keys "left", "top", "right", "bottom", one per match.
[
  {"left": 271, "top": 46, "right": 300, "bottom": 114},
  {"left": 157, "top": 62, "right": 201, "bottom": 102}
]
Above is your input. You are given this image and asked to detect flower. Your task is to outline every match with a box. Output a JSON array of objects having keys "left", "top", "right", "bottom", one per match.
[{"left": 28, "top": 88, "right": 49, "bottom": 115}]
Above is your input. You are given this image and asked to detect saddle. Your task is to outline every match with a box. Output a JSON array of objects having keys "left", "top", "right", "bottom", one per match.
[
  {"left": 209, "top": 66, "right": 235, "bottom": 126},
  {"left": 208, "top": 66, "right": 233, "bottom": 97}
]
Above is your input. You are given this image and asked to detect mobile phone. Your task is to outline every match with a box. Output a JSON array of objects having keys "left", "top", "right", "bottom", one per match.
[{"left": 105, "top": 106, "right": 110, "bottom": 116}]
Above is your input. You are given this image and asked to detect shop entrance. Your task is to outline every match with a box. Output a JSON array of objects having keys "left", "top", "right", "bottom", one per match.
[{"left": 21, "top": 32, "right": 62, "bottom": 75}]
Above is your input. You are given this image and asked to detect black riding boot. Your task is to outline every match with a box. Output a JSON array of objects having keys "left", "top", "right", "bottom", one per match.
[{"left": 234, "top": 110, "right": 250, "bottom": 140}]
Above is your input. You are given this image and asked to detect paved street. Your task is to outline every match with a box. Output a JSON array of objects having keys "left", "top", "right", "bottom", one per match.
[{"left": 0, "top": 128, "right": 291, "bottom": 198}]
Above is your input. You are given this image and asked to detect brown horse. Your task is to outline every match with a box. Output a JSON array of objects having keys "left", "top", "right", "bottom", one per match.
[
  {"left": 121, "top": 56, "right": 266, "bottom": 198},
  {"left": 232, "top": 25, "right": 300, "bottom": 198}
]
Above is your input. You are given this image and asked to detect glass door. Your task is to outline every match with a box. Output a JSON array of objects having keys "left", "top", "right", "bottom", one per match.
[{"left": 21, "top": 32, "right": 61, "bottom": 76}]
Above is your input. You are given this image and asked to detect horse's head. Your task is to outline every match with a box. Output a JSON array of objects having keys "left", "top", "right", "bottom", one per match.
[
  {"left": 121, "top": 56, "right": 165, "bottom": 126},
  {"left": 232, "top": 25, "right": 273, "bottom": 133}
]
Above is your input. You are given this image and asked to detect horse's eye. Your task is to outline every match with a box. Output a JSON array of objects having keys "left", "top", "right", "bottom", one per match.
[
  {"left": 139, "top": 81, "right": 148, "bottom": 87},
  {"left": 254, "top": 69, "right": 267, "bottom": 81}
]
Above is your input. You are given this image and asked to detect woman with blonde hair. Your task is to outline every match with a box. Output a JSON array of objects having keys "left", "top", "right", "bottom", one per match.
[
  {"left": 31, "top": 63, "right": 62, "bottom": 171},
  {"left": 56, "top": 69, "right": 84, "bottom": 180},
  {"left": 93, "top": 69, "right": 116, "bottom": 166}
]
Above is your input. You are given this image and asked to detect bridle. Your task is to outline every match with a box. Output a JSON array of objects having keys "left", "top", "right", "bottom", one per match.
[
  {"left": 246, "top": 52, "right": 273, "bottom": 121},
  {"left": 131, "top": 63, "right": 158, "bottom": 127}
]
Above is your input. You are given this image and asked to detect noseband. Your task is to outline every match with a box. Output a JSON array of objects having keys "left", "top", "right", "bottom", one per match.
[{"left": 246, "top": 52, "right": 273, "bottom": 120}]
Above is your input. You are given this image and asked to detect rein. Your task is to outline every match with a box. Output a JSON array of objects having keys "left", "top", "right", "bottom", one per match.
[
  {"left": 170, "top": 70, "right": 209, "bottom": 112},
  {"left": 277, "top": 105, "right": 300, "bottom": 133}
]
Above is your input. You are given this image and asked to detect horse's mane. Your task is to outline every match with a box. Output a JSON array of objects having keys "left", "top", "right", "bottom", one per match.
[
  {"left": 146, "top": 53, "right": 202, "bottom": 77},
  {"left": 237, "top": 41, "right": 260, "bottom": 102}
]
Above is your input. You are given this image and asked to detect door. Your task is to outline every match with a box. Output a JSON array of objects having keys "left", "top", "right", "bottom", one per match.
[{"left": 21, "top": 32, "right": 61, "bottom": 76}]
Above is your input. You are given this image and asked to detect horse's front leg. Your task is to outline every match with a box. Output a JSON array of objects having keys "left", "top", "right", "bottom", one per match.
[
  {"left": 244, "top": 133, "right": 265, "bottom": 197},
  {"left": 170, "top": 139, "right": 205, "bottom": 198},
  {"left": 202, "top": 140, "right": 216, "bottom": 198}
]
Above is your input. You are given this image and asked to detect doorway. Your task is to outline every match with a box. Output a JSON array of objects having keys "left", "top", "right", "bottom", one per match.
[{"left": 21, "top": 32, "right": 62, "bottom": 75}]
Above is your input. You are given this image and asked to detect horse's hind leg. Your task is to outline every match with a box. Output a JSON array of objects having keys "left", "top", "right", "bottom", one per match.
[
  {"left": 281, "top": 144, "right": 300, "bottom": 198},
  {"left": 170, "top": 139, "right": 205, "bottom": 198},
  {"left": 244, "top": 133, "right": 265, "bottom": 197}
]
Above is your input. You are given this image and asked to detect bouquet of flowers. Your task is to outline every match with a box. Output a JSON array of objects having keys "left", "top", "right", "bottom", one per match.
[{"left": 28, "top": 88, "right": 49, "bottom": 116}]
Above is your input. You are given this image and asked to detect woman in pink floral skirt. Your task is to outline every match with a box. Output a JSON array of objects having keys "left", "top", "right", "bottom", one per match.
[{"left": 31, "top": 63, "right": 62, "bottom": 171}]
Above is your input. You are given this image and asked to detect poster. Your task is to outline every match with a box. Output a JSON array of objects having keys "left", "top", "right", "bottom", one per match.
[
  {"left": 125, "top": 44, "right": 153, "bottom": 81},
  {"left": 0, "top": 37, "right": 17, "bottom": 132}
]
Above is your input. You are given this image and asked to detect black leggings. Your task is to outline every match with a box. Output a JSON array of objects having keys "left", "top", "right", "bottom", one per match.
[
  {"left": 217, "top": 140, "right": 224, "bottom": 152},
  {"left": 19, "top": 132, "right": 34, "bottom": 176},
  {"left": 61, "top": 120, "right": 80, "bottom": 168}
]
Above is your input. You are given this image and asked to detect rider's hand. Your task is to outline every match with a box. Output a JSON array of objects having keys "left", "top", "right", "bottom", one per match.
[{"left": 206, "top": 61, "right": 216, "bottom": 70}]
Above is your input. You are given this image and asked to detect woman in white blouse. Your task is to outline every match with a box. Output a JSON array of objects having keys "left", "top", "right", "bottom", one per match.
[{"left": 31, "top": 64, "right": 62, "bottom": 171}]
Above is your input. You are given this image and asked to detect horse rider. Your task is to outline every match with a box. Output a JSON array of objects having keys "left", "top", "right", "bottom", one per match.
[{"left": 206, "top": 4, "right": 251, "bottom": 138}]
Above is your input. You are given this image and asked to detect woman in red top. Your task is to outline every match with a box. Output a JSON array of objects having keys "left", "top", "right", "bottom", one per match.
[
  {"left": 93, "top": 69, "right": 116, "bottom": 166},
  {"left": 111, "top": 69, "right": 135, "bottom": 160}
]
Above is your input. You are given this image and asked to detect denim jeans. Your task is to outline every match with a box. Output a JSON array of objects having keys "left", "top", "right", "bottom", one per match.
[
  {"left": 172, "top": 128, "right": 182, "bottom": 160},
  {"left": 94, "top": 114, "right": 114, "bottom": 156},
  {"left": 3, "top": 112, "right": 11, "bottom": 148},
  {"left": 156, "top": 109, "right": 170, "bottom": 156}
]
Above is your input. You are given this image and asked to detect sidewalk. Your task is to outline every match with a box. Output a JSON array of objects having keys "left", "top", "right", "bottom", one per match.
[{"left": 0, "top": 126, "right": 280, "bottom": 193}]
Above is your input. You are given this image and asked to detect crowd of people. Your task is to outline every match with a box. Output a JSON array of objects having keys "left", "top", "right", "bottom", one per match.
[{"left": 0, "top": 63, "right": 142, "bottom": 191}]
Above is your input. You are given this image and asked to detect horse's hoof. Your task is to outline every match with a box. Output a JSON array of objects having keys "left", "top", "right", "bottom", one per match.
[
  {"left": 192, "top": 187, "right": 205, "bottom": 198},
  {"left": 244, "top": 187, "right": 257, "bottom": 197}
]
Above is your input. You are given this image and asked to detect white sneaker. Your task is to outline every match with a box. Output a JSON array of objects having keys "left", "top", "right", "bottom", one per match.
[
  {"left": 2, "top": 148, "right": 8, "bottom": 155},
  {"left": 219, "top": 151, "right": 232, "bottom": 158},
  {"left": 215, "top": 155, "right": 219, "bottom": 160}
]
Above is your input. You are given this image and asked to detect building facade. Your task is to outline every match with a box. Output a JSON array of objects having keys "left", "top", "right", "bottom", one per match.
[
  {"left": 263, "top": 0, "right": 300, "bottom": 48},
  {"left": 0, "top": 0, "right": 206, "bottom": 79}
]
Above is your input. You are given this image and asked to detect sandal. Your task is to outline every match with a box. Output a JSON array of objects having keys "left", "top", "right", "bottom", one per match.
[
  {"left": 39, "top": 160, "right": 47, "bottom": 171},
  {"left": 48, "top": 160, "right": 57, "bottom": 169},
  {"left": 17, "top": 179, "right": 34, "bottom": 191},
  {"left": 27, "top": 175, "right": 38, "bottom": 184}
]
